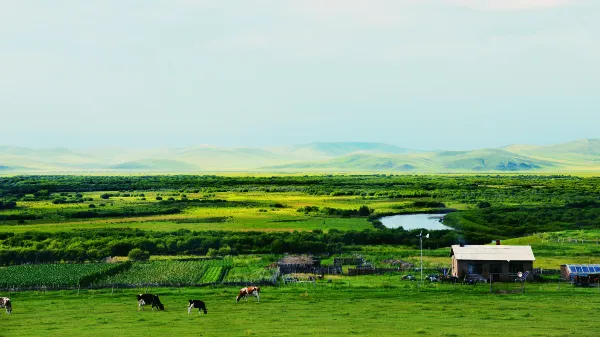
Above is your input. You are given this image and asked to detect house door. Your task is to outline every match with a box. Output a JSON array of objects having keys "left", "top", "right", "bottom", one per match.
[{"left": 491, "top": 263, "right": 502, "bottom": 274}]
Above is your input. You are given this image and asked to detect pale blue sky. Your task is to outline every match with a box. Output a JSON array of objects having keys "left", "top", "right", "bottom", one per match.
[{"left": 1, "top": 0, "right": 598, "bottom": 150}]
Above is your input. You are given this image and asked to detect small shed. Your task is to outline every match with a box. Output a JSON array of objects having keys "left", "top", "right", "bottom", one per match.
[
  {"left": 277, "top": 255, "right": 320, "bottom": 274},
  {"left": 560, "top": 264, "right": 600, "bottom": 282},
  {"left": 450, "top": 244, "right": 535, "bottom": 281}
]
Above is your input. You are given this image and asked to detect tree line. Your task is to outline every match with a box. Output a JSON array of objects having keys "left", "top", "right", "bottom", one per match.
[{"left": 0, "top": 227, "right": 459, "bottom": 266}]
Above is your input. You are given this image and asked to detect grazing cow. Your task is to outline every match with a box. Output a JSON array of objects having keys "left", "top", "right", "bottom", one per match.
[
  {"left": 0, "top": 297, "right": 11, "bottom": 314},
  {"left": 137, "top": 294, "right": 164, "bottom": 311},
  {"left": 188, "top": 300, "right": 208, "bottom": 314},
  {"left": 236, "top": 286, "right": 260, "bottom": 302}
]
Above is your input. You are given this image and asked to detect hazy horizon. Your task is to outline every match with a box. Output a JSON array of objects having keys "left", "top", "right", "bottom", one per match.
[
  {"left": 1, "top": 0, "right": 598, "bottom": 150},
  {"left": 1, "top": 138, "right": 598, "bottom": 153}
]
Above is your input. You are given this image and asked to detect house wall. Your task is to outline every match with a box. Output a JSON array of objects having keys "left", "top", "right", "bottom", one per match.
[{"left": 452, "top": 259, "right": 534, "bottom": 281}]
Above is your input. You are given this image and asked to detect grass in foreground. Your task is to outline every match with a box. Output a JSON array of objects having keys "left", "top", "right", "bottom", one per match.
[{"left": 2, "top": 284, "right": 599, "bottom": 337}]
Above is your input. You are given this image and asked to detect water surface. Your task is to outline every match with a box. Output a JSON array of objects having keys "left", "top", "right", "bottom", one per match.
[{"left": 380, "top": 213, "right": 454, "bottom": 230}]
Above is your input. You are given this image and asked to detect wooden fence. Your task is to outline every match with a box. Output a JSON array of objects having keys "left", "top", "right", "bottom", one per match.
[{"left": 347, "top": 267, "right": 401, "bottom": 276}]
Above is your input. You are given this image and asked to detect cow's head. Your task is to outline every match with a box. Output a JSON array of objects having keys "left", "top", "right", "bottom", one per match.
[{"left": 158, "top": 303, "right": 165, "bottom": 310}]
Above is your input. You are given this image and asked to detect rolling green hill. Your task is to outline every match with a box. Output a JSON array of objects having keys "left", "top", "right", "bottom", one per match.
[
  {"left": 109, "top": 159, "right": 200, "bottom": 171},
  {"left": 1, "top": 139, "right": 599, "bottom": 172},
  {"left": 265, "top": 148, "right": 560, "bottom": 172},
  {"left": 288, "top": 142, "right": 414, "bottom": 157}
]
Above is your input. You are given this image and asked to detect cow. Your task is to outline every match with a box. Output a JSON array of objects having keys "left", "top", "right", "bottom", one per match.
[
  {"left": 236, "top": 286, "right": 260, "bottom": 302},
  {"left": 188, "top": 300, "right": 208, "bottom": 314},
  {"left": 137, "top": 294, "right": 164, "bottom": 311},
  {"left": 0, "top": 297, "right": 11, "bottom": 314}
]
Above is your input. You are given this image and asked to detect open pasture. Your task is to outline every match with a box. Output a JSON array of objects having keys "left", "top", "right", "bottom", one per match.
[
  {"left": 3, "top": 175, "right": 600, "bottom": 248},
  {"left": 2, "top": 285, "right": 600, "bottom": 336},
  {"left": 0, "top": 191, "right": 386, "bottom": 232}
]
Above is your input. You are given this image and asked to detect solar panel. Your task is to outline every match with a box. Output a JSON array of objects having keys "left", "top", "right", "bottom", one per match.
[
  {"left": 583, "top": 266, "right": 590, "bottom": 272},
  {"left": 569, "top": 266, "right": 577, "bottom": 272},
  {"left": 594, "top": 267, "right": 600, "bottom": 273},
  {"left": 576, "top": 266, "right": 583, "bottom": 272}
]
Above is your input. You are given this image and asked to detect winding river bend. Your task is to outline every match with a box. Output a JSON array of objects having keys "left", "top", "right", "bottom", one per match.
[{"left": 379, "top": 213, "right": 454, "bottom": 230}]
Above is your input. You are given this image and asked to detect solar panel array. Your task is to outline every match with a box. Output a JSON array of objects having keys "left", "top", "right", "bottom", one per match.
[{"left": 566, "top": 264, "right": 600, "bottom": 275}]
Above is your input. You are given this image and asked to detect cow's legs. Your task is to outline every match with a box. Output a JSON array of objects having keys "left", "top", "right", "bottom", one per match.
[
  {"left": 188, "top": 304, "right": 192, "bottom": 314},
  {"left": 256, "top": 293, "right": 260, "bottom": 302}
]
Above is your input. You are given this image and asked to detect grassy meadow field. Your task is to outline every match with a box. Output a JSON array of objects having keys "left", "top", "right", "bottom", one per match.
[
  {"left": 3, "top": 284, "right": 600, "bottom": 337},
  {"left": 2, "top": 174, "right": 600, "bottom": 336}
]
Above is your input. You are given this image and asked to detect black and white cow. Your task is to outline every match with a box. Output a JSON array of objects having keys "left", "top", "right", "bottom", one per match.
[
  {"left": 137, "top": 294, "right": 164, "bottom": 311},
  {"left": 0, "top": 297, "right": 11, "bottom": 314},
  {"left": 188, "top": 300, "right": 208, "bottom": 314}
]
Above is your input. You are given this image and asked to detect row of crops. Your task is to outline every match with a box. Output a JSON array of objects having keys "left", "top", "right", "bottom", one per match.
[
  {"left": 98, "top": 260, "right": 232, "bottom": 286},
  {"left": 0, "top": 262, "right": 130, "bottom": 288},
  {"left": 0, "top": 258, "right": 279, "bottom": 289}
]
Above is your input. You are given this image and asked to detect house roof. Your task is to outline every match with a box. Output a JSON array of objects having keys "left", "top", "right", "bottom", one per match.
[
  {"left": 450, "top": 245, "right": 535, "bottom": 261},
  {"left": 278, "top": 255, "right": 314, "bottom": 265}
]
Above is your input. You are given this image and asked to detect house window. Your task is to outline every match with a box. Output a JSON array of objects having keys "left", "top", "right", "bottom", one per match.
[
  {"left": 509, "top": 262, "right": 524, "bottom": 274},
  {"left": 468, "top": 263, "right": 483, "bottom": 274}
]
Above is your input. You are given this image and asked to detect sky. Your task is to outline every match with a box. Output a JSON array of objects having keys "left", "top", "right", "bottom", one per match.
[{"left": 0, "top": 0, "right": 599, "bottom": 150}]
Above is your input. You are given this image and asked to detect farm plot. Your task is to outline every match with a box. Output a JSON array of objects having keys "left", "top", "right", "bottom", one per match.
[
  {"left": 0, "top": 263, "right": 127, "bottom": 289},
  {"left": 222, "top": 266, "right": 278, "bottom": 283},
  {"left": 98, "top": 260, "right": 231, "bottom": 286},
  {"left": 200, "top": 266, "right": 228, "bottom": 283}
]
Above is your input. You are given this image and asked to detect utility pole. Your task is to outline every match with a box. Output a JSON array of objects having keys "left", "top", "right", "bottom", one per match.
[
  {"left": 420, "top": 231, "right": 423, "bottom": 287},
  {"left": 418, "top": 231, "right": 429, "bottom": 291}
]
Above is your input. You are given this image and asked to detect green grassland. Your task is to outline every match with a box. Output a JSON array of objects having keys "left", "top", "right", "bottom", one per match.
[
  {"left": 0, "top": 190, "right": 457, "bottom": 232},
  {"left": 3, "top": 174, "right": 600, "bottom": 336},
  {"left": 2, "top": 174, "right": 600, "bottom": 265},
  {"left": 3, "top": 285, "right": 600, "bottom": 337}
]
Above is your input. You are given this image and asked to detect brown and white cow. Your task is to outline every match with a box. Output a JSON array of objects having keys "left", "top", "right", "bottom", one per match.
[
  {"left": 236, "top": 286, "right": 260, "bottom": 302},
  {"left": 0, "top": 297, "right": 12, "bottom": 314}
]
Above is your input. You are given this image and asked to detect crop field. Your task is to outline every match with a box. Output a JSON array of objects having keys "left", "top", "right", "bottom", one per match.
[
  {"left": 0, "top": 263, "right": 127, "bottom": 288},
  {"left": 0, "top": 256, "right": 279, "bottom": 290},
  {"left": 97, "top": 260, "right": 232, "bottom": 286},
  {"left": 222, "top": 266, "right": 276, "bottom": 283},
  {"left": 2, "top": 284, "right": 600, "bottom": 336}
]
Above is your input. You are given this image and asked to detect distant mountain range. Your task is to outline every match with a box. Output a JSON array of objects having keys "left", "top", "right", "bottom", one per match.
[{"left": 1, "top": 139, "right": 600, "bottom": 173}]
